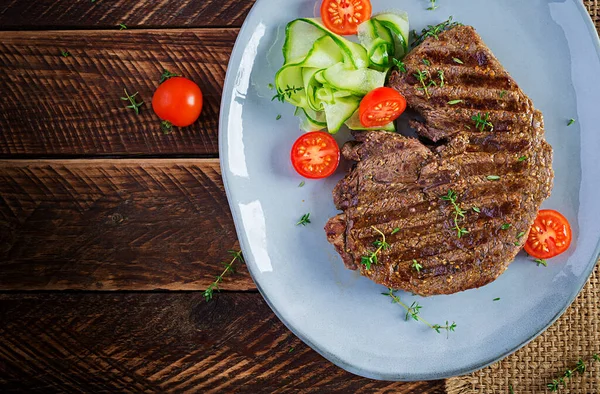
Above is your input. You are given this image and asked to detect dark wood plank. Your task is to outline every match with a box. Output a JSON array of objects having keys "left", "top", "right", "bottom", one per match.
[
  {"left": 0, "top": 0, "right": 255, "bottom": 29},
  {"left": 0, "top": 29, "right": 236, "bottom": 156},
  {"left": 0, "top": 159, "right": 254, "bottom": 291},
  {"left": 0, "top": 292, "right": 445, "bottom": 393}
]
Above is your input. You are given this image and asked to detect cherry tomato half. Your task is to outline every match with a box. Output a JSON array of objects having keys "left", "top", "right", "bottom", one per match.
[
  {"left": 152, "top": 77, "right": 203, "bottom": 127},
  {"left": 524, "top": 209, "right": 572, "bottom": 259},
  {"left": 291, "top": 131, "right": 340, "bottom": 179},
  {"left": 359, "top": 87, "right": 407, "bottom": 128},
  {"left": 320, "top": 0, "right": 372, "bottom": 35}
]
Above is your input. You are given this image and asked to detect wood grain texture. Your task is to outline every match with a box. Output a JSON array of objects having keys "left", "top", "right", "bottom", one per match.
[
  {"left": 0, "top": 29, "right": 236, "bottom": 156},
  {"left": 0, "top": 292, "right": 445, "bottom": 393},
  {"left": 0, "top": 159, "right": 253, "bottom": 291},
  {"left": 0, "top": 0, "right": 255, "bottom": 29}
]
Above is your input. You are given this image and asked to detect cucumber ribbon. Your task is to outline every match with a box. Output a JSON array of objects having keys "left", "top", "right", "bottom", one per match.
[{"left": 274, "top": 12, "right": 409, "bottom": 133}]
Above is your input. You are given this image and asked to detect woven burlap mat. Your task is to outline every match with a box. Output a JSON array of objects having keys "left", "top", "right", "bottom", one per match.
[
  {"left": 446, "top": 3, "right": 600, "bottom": 393},
  {"left": 445, "top": 263, "right": 599, "bottom": 393}
]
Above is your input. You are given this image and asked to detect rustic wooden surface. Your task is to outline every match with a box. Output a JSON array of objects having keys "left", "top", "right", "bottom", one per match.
[
  {"left": 0, "top": 1, "right": 434, "bottom": 392},
  {"left": 0, "top": 159, "right": 254, "bottom": 291},
  {"left": 0, "top": 0, "right": 255, "bottom": 29},
  {"left": 0, "top": 293, "right": 445, "bottom": 393},
  {"left": 0, "top": 30, "right": 236, "bottom": 157}
]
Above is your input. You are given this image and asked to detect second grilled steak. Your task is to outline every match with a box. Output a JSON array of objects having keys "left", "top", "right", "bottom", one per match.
[{"left": 325, "top": 25, "right": 554, "bottom": 296}]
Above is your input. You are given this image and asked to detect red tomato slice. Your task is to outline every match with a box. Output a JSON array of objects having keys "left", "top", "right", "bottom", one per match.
[
  {"left": 359, "top": 87, "right": 407, "bottom": 128},
  {"left": 291, "top": 132, "right": 340, "bottom": 179},
  {"left": 524, "top": 210, "right": 572, "bottom": 259},
  {"left": 320, "top": 0, "right": 372, "bottom": 35}
]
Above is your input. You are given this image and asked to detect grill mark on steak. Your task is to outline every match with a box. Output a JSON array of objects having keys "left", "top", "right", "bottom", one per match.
[{"left": 324, "top": 25, "right": 554, "bottom": 296}]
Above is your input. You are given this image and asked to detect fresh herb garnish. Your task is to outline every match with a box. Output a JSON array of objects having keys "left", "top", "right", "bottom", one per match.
[
  {"left": 383, "top": 288, "right": 456, "bottom": 336},
  {"left": 159, "top": 69, "right": 179, "bottom": 83},
  {"left": 276, "top": 114, "right": 282, "bottom": 120},
  {"left": 412, "top": 259, "right": 423, "bottom": 273},
  {"left": 413, "top": 16, "right": 462, "bottom": 46},
  {"left": 535, "top": 258, "right": 547, "bottom": 267},
  {"left": 448, "top": 99, "right": 463, "bottom": 105},
  {"left": 547, "top": 358, "right": 595, "bottom": 392},
  {"left": 204, "top": 250, "right": 244, "bottom": 301},
  {"left": 298, "top": 181, "right": 305, "bottom": 188},
  {"left": 296, "top": 213, "right": 311, "bottom": 226},
  {"left": 517, "top": 231, "right": 526, "bottom": 239},
  {"left": 486, "top": 175, "right": 500, "bottom": 181},
  {"left": 452, "top": 57, "right": 464, "bottom": 64},
  {"left": 567, "top": 118, "right": 576, "bottom": 126},
  {"left": 161, "top": 121, "right": 173, "bottom": 134},
  {"left": 119, "top": 23, "right": 127, "bottom": 30},
  {"left": 414, "top": 70, "right": 436, "bottom": 98},
  {"left": 518, "top": 155, "right": 528, "bottom": 162},
  {"left": 500, "top": 223, "right": 512, "bottom": 230},
  {"left": 427, "top": 0, "right": 438, "bottom": 11},
  {"left": 120, "top": 88, "right": 144, "bottom": 114},
  {"left": 499, "top": 90, "right": 507, "bottom": 98},
  {"left": 272, "top": 85, "right": 304, "bottom": 103},
  {"left": 441, "top": 190, "right": 469, "bottom": 238},
  {"left": 393, "top": 58, "right": 407, "bottom": 73},
  {"left": 391, "top": 227, "right": 401, "bottom": 235},
  {"left": 361, "top": 226, "right": 389, "bottom": 270},
  {"left": 268, "top": 83, "right": 274, "bottom": 90},
  {"left": 438, "top": 70, "right": 445, "bottom": 87},
  {"left": 405, "top": 301, "right": 422, "bottom": 321},
  {"left": 61, "top": 50, "right": 71, "bottom": 57},
  {"left": 288, "top": 346, "right": 294, "bottom": 353},
  {"left": 493, "top": 298, "right": 501, "bottom": 301},
  {"left": 472, "top": 206, "right": 481, "bottom": 213},
  {"left": 422, "top": 58, "right": 431, "bottom": 66},
  {"left": 472, "top": 112, "right": 494, "bottom": 131}
]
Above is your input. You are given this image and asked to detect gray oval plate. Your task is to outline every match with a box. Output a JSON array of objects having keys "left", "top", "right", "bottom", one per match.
[{"left": 219, "top": 0, "right": 600, "bottom": 381}]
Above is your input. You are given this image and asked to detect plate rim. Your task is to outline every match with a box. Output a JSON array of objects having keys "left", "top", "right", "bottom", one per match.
[{"left": 218, "top": 0, "right": 600, "bottom": 381}]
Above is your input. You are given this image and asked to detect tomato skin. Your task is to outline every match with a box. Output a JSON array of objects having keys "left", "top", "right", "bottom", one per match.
[
  {"left": 359, "top": 87, "right": 407, "bottom": 128},
  {"left": 320, "top": 0, "right": 372, "bottom": 35},
  {"left": 152, "top": 77, "right": 203, "bottom": 127},
  {"left": 524, "top": 210, "right": 572, "bottom": 259},
  {"left": 291, "top": 132, "right": 340, "bottom": 179}
]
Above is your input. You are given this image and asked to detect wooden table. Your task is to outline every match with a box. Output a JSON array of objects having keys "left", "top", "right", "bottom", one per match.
[{"left": 0, "top": 1, "right": 444, "bottom": 392}]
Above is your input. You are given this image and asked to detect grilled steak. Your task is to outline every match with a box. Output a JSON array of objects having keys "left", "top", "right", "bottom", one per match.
[{"left": 325, "top": 25, "right": 553, "bottom": 296}]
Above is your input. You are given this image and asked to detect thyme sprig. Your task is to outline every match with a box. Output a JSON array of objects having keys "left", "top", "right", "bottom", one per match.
[
  {"left": 383, "top": 288, "right": 457, "bottom": 337},
  {"left": 441, "top": 190, "right": 469, "bottom": 238},
  {"left": 414, "top": 70, "right": 436, "bottom": 98},
  {"left": 120, "top": 88, "right": 144, "bottom": 114},
  {"left": 61, "top": 50, "right": 71, "bottom": 57},
  {"left": 272, "top": 85, "right": 304, "bottom": 103},
  {"left": 204, "top": 250, "right": 244, "bottom": 302},
  {"left": 427, "top": 0, "right": 438, "bottom": 11},
  {"left": 547, "top": 358, "right": 598, "bottom": 392},
  {"left": 296, "top": 213, "right": 311, "bottom": 226},
  {"left": 393, "top": 58, "right": 407, "bottom": 73},
  {"left": 361, "top": 226, "right": 389, "bottom": 270},
  {"left": 412, "top": 259, "right": 423, "bottom": 273},
  {"left": 472, "top": 112, "right": 494, "bottom": 131},
  {"left": 160, "top": 68, "right": 180, "bottom": 83},
  {"left": 438, "top": 70, "right": 445, "bottom": 87},
  {"left": 413, "top": 16, "right": 462, "bottom": 46},
  {"left": 535, "top": 258, "right": 547, "bottom": 267}
]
